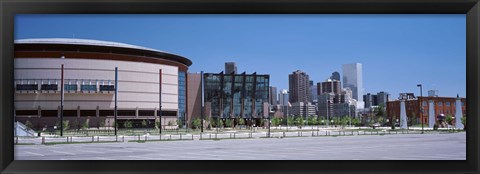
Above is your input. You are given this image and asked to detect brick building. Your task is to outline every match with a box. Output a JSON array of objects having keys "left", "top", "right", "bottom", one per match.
[{"left": 387, "top": 96, "right": 466, "bottom": 125}]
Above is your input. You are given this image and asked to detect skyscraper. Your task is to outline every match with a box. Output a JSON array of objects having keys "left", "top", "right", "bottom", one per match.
[
  {"left": 269, "top": 86, "right": 278, "bottom": 106},
  {"left": 279, "top": 89, "right": 289, "bottom": 115},
  {"left": 288, "top": 70, "right": 310, "bottom": 103},
  {"left": 317, "top": 79, "right": 341, "bottom": 95},
  {"left": 377, "top": 91, "right": 389, "bottom": 106},
  {"left": 278, "top": 89, "right": 289, "bottom": 106},
  {"left": 309, "top": 80, "right": 318, "bottom": 103},
  {"left": 330, "top": 71, "right": 341, "bottom": 81},
  {"left": 225, "top": 62, "right": 237, "bottom": 74},
  {"left": 363, "top": 93, "right": 377, "bottom": 108},
  {"left": 342, "top": 63, "right": 363, "bottom": 109}
]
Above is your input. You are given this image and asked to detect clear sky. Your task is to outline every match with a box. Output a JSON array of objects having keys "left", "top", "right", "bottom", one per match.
[{"left": 15, "top": 14, "right": 466, "bottom": 99}]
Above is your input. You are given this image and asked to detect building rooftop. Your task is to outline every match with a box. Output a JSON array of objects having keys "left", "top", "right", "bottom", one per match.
[
  {"left": 15, "top": 38, "right": 192, "bottom": 66},
  {"left": 15, "top": 38, "right": 168, "bottom": 53}
]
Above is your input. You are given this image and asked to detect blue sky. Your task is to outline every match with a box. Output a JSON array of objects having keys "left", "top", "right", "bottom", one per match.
[{"left": 15, "top": 14, "right": 466, "bottom": 99}]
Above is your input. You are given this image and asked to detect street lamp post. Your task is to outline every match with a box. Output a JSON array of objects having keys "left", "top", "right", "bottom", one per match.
[
  {"left": 417, "top": 84, "right": 424, "bottom": 134},
  {"left": 268, "top": 116, "right": 271, "bottom": 138},
  {"left": 326, "top": 96, "right": 330, "bottom": 128}
]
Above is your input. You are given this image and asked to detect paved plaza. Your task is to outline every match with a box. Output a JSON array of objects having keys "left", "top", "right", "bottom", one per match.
[{"left": 15, "top": 132, "right": 466, "bottom": 160}]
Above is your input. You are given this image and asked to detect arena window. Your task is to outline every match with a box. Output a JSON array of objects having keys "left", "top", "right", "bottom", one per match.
[
  {"left": 16, "top": 84, "right": 38, "bottom": 90},
  {"left": 41, "top": 84, "right": 58, "bottom": 91}
]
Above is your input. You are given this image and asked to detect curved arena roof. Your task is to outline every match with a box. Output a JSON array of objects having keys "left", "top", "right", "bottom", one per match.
[{"left": 14, "top": 38, "right": 192, "bottom": 66}]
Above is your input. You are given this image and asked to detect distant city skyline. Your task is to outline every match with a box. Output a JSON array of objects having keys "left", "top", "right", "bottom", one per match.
[{"left": 15, "top": 14, "right": 466, "bottom": 99}]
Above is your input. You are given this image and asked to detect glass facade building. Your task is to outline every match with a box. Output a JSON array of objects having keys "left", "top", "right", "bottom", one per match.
[
  {"left": 342, "top": 63, "right": 363, "bottom": 109},
  {"left": 204, "top": 72, "right": 269, "bottom": 119},
  {"left": 178, "top": 71, "right": 187, "bottom": 121}
]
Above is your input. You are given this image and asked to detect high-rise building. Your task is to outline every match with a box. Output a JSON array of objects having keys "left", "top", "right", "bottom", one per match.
[
  {"left": 225, "top": 62, "right": 237, "bottom": 74},
  {"left": 317, "top": 93, "right": 335, "bottom": 118},
  {"left": 269, "top": 86, "right": 278, "bottom": 106},
  {"left": 317, "top": 79, "right": 341, "bottom": 95},
  {"left": 362, "top": 91, "right": 389, "bottom": 109},
  {"left": 278, "top": 89, "right": 290, "bottom": 115},
  {"left": 330, "top": 71, "right": 341, "bottom": 81},
  {"left": 278, "top": 89, "right": 289, "bottom": 106},
  {"left": 288, "top": 70, "right": 310, "bottom": 103},
  {"left": 317, "top": 80, "right": 357, "bottom": 118},
  {"left": 342, "top": 63, "right": 363, "bottom": 109},
  {"left": 363, "top": 93, "right": 378, "bottom": 108},
  {"left": 309, "top": 80, "right": 318, "bottom": 103},
  {"left": 290, "top": 102, "right": 317, "bottom": 117},
  {"left": 377, "top": 91, "right": 389, "bottom": 106}
]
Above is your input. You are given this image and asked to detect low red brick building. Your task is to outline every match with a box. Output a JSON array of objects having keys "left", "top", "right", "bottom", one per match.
[{"left": 387, "top": 96, "right": 466, "bottom": 124}]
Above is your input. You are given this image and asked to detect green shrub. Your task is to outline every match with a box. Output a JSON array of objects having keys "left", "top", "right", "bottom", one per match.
[
  {"left": 271, "top": 117, "right": 281, "bottom": 126},
  {"left": 82, "top": 120, "right": 89, "bottom": 130},
  {"left": 176, "top": 119, "right": 183, "bottom": 127},
  {"left": 218, "top": 119, "right": 224, "bottom": 128},
  {"left": 141, "top": 119, "right": 147, "bottom": 128},
  {"left": 287, "top": 116, "right": 295, "bottom": 126},
  {"left": 62, "top": 120, "right": 69, "bottom": 130},
  {"left": 225, "top": 119, "right": 233, "bottom": 127},
  {"left": 192, "top": 118, "right": 201, "bottom": 129},
  {"left": 238, "top": 118, "right": 245, "bottom": 126},
  {"left": 124, "top": 120, "right": 133, "bottom": 129}
]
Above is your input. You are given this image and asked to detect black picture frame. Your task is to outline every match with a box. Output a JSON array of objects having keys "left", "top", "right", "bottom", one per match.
[{"left": 1, "top": 0, "right": 478, "bottom": 174}]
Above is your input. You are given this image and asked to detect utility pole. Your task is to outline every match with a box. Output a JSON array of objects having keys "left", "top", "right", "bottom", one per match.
[
  {"left": 114, "top": 67, "right": 118, "bottom": 136},
  {"left": 159, "top": 69, "right": 162, "bottom": 135},
  {"left": 60, "top": 64, "right": 64, "bottom": 136}
]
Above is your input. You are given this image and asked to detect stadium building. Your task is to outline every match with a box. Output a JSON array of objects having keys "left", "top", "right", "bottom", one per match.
[{"left": 14, "top": 38, "right": 192, "bottom": 130}]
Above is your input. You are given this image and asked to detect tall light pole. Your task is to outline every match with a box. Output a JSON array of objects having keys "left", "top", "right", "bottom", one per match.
[
  {"left": 417, "top": 84, "right": 424, "bottom": 134},
  {"left": 159, "top": 69, "right": 162, "bottom": 135},
  {"left": 200, "top": 71, "right": 204, "bottom": 133},
  {"left": 114, "top": 67, "right": 118, "bottom": 136},
  {"left": 326, "top": 95, "right": 330, "bottom": 128},
  {"left": 60, "top": 64, "right": 64, "bottom": 136}
]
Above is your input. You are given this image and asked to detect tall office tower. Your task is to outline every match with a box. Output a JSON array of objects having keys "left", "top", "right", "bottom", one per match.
[
  {"left": 342, "top": 63, "right": 363, "bottom": 108},
  {"left": 363, "top": 93, "right": 378, "bottom": 108},
  {"left": 330, "top": 71, "right": 341, "bottom": 81},
  {"left": 289, "top": 70, "right": 311, "bottom": 103},
  {"left": 376, "top": 91, "right": 389, "bottom": 106},
  {"left": 278, "top": 89, "right": 289, "bottom": 106},
  {"left": 308, "top": 80, "right": 317, "bottom": 103},
  {"left": 317, "top": 79, "right": 342, "bottom": 95},
  {"left": 225, "top": 62, "right": 237, "bottom": 74},
  {"left": 310, "top": 83, "right": 318, "bottom": 103},
  {"left": 269, "top": 86, "right": 278, "bottom": 106}
]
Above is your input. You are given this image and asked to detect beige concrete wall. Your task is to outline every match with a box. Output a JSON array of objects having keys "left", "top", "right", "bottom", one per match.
[{"left": 15, "top": 58, "right": 179, "bottom": 112}]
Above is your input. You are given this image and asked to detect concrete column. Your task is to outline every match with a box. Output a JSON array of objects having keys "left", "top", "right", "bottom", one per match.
[
  {"left": 38, "top": 106, "right": 42, "bottom": 118},
  {"left": 136, "top": 107, "right": 139, "bottom": 118},
  {"left": 96, "top": 106, "right": 99, "bottom": 117},
  {"left": 455, "top": 97, "right": 464, "bottom": 129},
  {"left": 77, "top": 106, "right": 81, "bottom": 118},
  {"left": 154, "top": 107, "right": 157, "bottom": 117},
  {"left": 400, "top": 100, "right": 407, "bottom": 129},
  {"left": 428, "top": 100, "right": 435, "bottom": 128}
]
